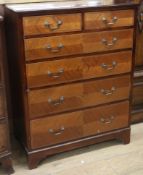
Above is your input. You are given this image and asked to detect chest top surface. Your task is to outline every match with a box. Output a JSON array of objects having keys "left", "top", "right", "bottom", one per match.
[{"left": 6, "top": 0, "right": 140, "bottom": 13}]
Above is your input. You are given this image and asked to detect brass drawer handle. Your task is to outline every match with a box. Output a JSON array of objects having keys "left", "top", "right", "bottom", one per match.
[
  {"left": 102, "top": 37, "right": 117, "bottom": 47},
  {"left": 46, "top": 43, "right": 64, "bottom": 53},
  {"left": 44, "top": 18, "right": 63, "bottom": 31},
  {"left": 101, "top": 61, "right": 117, "bottom": 70},
  {"left": 100, "top": 86, "right": 116, "bottom": 96},
  {"left": 49, "top": 126, "right": 65, "bottom": 136},
  {"left": 102, "top": 16, "right": 118, "bottom": 26},
  {"left": 100, "top": 115, "right": 115, "bottom": 124},
  {"left": 48, "top": 68, "right": 64, "bottom": 78},
  {"left": 48, "top": 96, "right": 64, "bottom": 106}
]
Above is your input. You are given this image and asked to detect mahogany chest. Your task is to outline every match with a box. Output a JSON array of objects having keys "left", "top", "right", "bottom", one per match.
[
  {"left": 5, "top": 0, "right": 140, "bottom": 169},
  {"left": 0, "top": 9, "right": 14, "bottom": 174}
]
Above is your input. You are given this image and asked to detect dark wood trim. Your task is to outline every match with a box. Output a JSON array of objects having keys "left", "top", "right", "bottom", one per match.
[
  {"left": 132, "top": 68, "right": 143, "bottom": 123},
  {"left": 0, "top": 154, "right": 14, "bottom": 174},
  {"left": 0, "top": 5, "right": 14, "bottom": 174},
  {"left": 27, "top": 127, "right": 130, "bottom": 169},
  {"left": 132, "top": 104, "right": 143, "bottom": 123}
]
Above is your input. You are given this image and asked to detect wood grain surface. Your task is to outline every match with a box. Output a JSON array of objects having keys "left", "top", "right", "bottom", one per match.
[
  {"left": 84, "top": 10, "right": 134, "bottom": 30},
  {"left": 28, "top": 75, "right": 130, "bottom": 118},
  {"left": 26, "top": 51, "right": 132, "bottom": 88},
  {"left": 30, "top": 101, "right": 129, "bottom": 149},
  {"left": 23, "top": 13, "right": 82, "bottom": 36},
  {"left": 0, "top": 120, "right": 8, "bottom": 152},
  {"left": 24, "top": 29, "right": 133, "bottom": 61}
]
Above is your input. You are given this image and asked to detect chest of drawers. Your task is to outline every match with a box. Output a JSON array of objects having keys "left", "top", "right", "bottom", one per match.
[
  {"left": 0, "top": 10, "right": 14, "bottom": 174},
  {"left": 5, "top": 0, "right": 140, "bottom": 169}
]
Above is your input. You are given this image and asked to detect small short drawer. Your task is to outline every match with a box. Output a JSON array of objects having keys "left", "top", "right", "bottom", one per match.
[
  {"left": 28, "top": 75, "right": 130, "bottom": 119},
  {"left": 0, "top": 120, "right": 8, "bottom": 152},
  {"left": 84, "top": 10, "right": 134, "bottom": 30},
  {"left": 30, "top": 101, "right": 129, "bottom": 149},
  {"left": 23, "top": 13, "right": 82, "bottom": 36},
  {"left": 24, "top": 29, "right": 133, "bottom": 61},
  {"left": 26, "top": 51, "right": 132, "bottom": 88}
]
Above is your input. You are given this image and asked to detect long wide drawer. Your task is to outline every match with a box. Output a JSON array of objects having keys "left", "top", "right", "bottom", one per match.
[
  {"left": 26, "top": 51, "right": 132, "bottom": 88},
  {"left": 30, "top": 101, "right": 129, "bottom": 149},
  {"left": 28, "top": 75, "right": 130, "bottom": 119},
  {"left": 23, "top": 13, "right": 82, "bottom": 36},
  {"left": 84, "top": 10, "right": 134, "bottom": 30},
  {"left": 24, "top": 29, "right": 133, "bottom": 61},
  {"left": 0, "top": 120, "right": 8, "bottom": 152}
]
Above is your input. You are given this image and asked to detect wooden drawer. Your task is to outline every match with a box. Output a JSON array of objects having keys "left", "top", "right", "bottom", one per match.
[
  {"left": 23, "top": 13, "right": 82, "bottom": 36},
  {"left": 0, "top": 65, "right": 2, "bottom": 84},
  {"left": 132, "top": 84, "right": 143, "bottom": 105},
  {"left": 28, "top": 75, "right": 130, "bottom": 119},
  {"left": 26, "top": 51, "right": 132, "bottom": 88},
  {"left": 84, "top": 10, "right": 134, "bottom": 30},
  {"left": 0, "top": 87, "right": 5, "bottom": 118},
  {"left": 0, "top": 120, "right": 8, "bottom": 152},
  {"left": 30, "top": 101, "right": 129, "bottom": 149},
  {"left": 25, "top": 29, "right": 133, "bottom": 61}
]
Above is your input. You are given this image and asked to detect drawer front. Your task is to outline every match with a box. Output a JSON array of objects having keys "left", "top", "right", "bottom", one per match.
[
  {"left": 30, "top": 101, "right": 129, "bottom": 149},
  {"left": 28, "top": 75, "right": 130, "bottom": 119},
  {"left": 0, "top": 87, "right": 5, "bottom": 118},
  {"left": 132, "top": 85, "right": 143, "bottom": 105},
  {"left": 84, "top": 10, "right": 134, "bottom": 30},
  {"left": 0, "top": 120, "right": 8, "bottom": 152},
  {"left": 23, "top": 13, "right": 82, "bottom": 36},
  {"left": 0, "top": 65, "right": 2, "bottom": 84},
  {"left": 26, "top": 51, "right": 132, "bottom": 88},
  {"left": 25, "top": 29, "right": 133, "bottom": 61}
]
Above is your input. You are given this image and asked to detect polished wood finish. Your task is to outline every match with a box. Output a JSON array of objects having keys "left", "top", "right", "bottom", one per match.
[
  {"left": 131, "top": 1, "right": 143, "bottom": 123},
  {"left": 28, "top": 75, "right": 130, "bottom": 119},
  {"left": 25, "top": 29, "right": 133, "bottom": 61},
  {"left": 0, "top": 120, "right": 8, "bottom": 152},
  {"left": 0, "top": 6, "right": 14, "bottom": 174},
  {"left": 6, "top": 0, "right": 140, "bottom": 13},
  {"left": 27, "top": 127, "right": 130, "bottom": 169},
  {"left": 26, "top": 51, "right": 132, "bottom": 88},
  {"left": 131, "top": 104, "right": 143, "bottom": 123},
  {"left": 0, "top": 87, "right": 5, "bottom": 117},
  {"left": 84, "top": 10, "right": 134, "bottom": 30},
  {"left": 23, "top": 13, "right": 82, "bottom": 36},
  {"left": 5, "top": 0, "right": 139, "bottom": 169},
  {"left": 133, "top": 83, "right": 143, "bottom": 105},
  {"left": 30, "top": 101, "right": 129, "bottom": 149}
]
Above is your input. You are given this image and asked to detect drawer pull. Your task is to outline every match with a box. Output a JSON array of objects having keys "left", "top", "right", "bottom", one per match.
[
  {"left": 102, "top": 37, "right": 117, "bottom": 47},
  {"left": 102, "top": 16, "right": 118, "bottom": 26},
  {"left": 48, "top": 96, "right": 64, "bottom": 106},
  {"left": 46, "top": 43, "right": 64, "bottom": 53},
  {"left": 44, "top": 18, "right": 63, "bottom": 31},
  {"left": 101, "top": 61, "right": 117, "bottom": 70},
  {"left": 100, "top": 86, "right": 116, "bottom": 96},
  {"left": 49, "top": 126, "right": 65, "bottom": 136},
  {"left": 48, "top": 68, "right": 64, "bottom": 78},
  {"left": 100, "top": 115, "right": 115, "bottom": 124}
]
